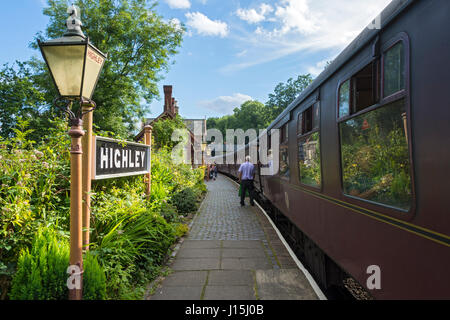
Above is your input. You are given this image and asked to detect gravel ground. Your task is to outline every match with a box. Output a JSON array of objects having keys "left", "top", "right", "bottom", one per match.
[{"left": 343, "top": 278, "right": 374, "bottom": 300}]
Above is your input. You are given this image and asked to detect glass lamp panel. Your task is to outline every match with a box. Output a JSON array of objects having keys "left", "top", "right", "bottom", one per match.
[
  {"left": 42, "top": 44, "right": 85, "bottom": 97},
  {"left": 82, "top": 46, "right": 105, "bottom": 99}
]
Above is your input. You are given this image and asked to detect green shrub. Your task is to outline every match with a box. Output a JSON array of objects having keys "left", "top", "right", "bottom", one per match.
[
  {"left": 9, "top": 227, "right": 106, "bottom": 300},
  {"left": 90, "top": 197, "right": 176, "bottom": 298},
  {"left": 9, "top": 228, "right": 69, "bottom": 300},
  {"left": 0, "top": 117, "right": 71, "bottom": 297},
  {"left": 171, "top": 187, "right": 199, "bottom": 214},
  {"left": 159, "top": 201, "right": 179, "bottom": 223},
  {"left": 82, "top": 252, "right": 106, "bottom": 300}
]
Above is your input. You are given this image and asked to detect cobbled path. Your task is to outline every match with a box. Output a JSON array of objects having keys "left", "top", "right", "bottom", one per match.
[{"left": 188, "top": 175, "right": 266, "bottom": 241}]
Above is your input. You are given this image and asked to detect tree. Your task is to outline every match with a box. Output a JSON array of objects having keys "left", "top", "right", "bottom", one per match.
[
  {"left": 0, "top": 62, "right": 46, "bottom": 139},
  {"left": 232, "top": 100, "right": 271, "bottom": 132},
  {"left": 207, "top": 100, "right": 270, "bottom": 137},
  {"left": 266, "top": 74, "right": 314, "bottom": 120},
  {"left": 0, "top": 0, "right": 184, "bottom": 140},
  {"left": 152, "top": 115, "right": 186, "bottom": 150}
]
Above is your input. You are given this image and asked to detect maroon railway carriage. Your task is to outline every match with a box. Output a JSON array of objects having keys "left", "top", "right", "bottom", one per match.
[{"left": 211, "top": 0, "right": 450, "bottom": 299}]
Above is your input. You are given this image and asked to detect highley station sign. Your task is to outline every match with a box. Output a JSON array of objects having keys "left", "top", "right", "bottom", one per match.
[{"left": 92, "top": 136, "right": 151, "bottom": 180}]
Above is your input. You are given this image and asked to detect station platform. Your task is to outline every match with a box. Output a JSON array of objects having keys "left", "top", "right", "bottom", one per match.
[{"left": 146, "top": 174, "right": 324, "bottom": 300}]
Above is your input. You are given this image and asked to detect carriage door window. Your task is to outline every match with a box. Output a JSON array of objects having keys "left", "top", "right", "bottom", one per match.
[
  {"left": 383, "top": 42, "right": 405, "bottom": 97},
  {"left": 339, "top": 40, "right": 412, "bottom": 211},
  {"left": 352, "top": 61, "right": 376, "bottom": 113},
  {"left": 339, "top": 80, "right": 350, "bottom": 117},
  {"left": 298, "top": 103, "right": 321, "bottom": 188},
  {"left": 279, "top": 123, "right": 290, "bottom": 179}
]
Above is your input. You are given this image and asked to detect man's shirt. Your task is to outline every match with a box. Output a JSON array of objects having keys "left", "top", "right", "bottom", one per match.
[{"left": 238, "top": 161, "right": 255, "bottom": 180}]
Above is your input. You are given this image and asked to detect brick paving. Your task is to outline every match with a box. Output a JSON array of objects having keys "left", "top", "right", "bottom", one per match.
[{"left": 146, "top": 174, "right": 319, "bottom": 300}]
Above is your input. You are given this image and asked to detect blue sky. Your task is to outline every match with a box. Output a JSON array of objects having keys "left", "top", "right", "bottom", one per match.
[{"left": 0, "top": 0, "right": 391, "bottom": 121}]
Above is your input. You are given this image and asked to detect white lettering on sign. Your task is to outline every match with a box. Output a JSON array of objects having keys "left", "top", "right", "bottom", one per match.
[
  {"left": 94, "top": 136, "right": 151, "bottom": 180},
  {"left": 87, "top": 48, "right": 103, "bottom": 65},
  {"left": 114, "top": 149, "right": 121, "bottom": 168},
  {"left": 129, "top": 150, "right": 135, "bottom": 168},
  {"left": 100, "top": 147, "right": 108, "bottom": 169},
  {"left": 98, "top": 146, "right": 147, "bottom": 170},
  {"left": 122, "top": 149, "right": 128, "bottom": 168}
]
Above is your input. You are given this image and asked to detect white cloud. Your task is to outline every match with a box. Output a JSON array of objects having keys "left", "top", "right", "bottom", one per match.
[
  {"left": 224, "top": 0, "right": 392, "bottom": 73},
  {"left": 169, "top": 18, "right": 183, "bottom": 32},
  {"left": 236, "top": 4, "right": 274, "bottom": 24},
  {"left": 273, "top": 0, "right": 317, "bottom": 35},
  {"left": 307, "top": 58, "right": 333, "bottom": 77},
  {"left": 165, "top": 0, "right": 191, "bottom": 10},
  {"left": 199, "top": 93, "right": 252, "bottom": 114},
  {"left": 235, "top": 49, "right": 247, "bottom": 57},
  {"left": 185, "top": 12, "right": 229, "bottom": 37}
]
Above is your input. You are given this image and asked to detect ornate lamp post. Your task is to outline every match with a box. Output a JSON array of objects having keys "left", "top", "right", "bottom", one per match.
[{"left": 38, "top": 5, "right": 106, "bottom": 300}]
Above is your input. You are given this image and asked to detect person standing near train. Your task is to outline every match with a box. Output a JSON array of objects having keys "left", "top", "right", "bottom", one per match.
[
  {"left": 238, "top": 156, "right": 255, "bottom": 206},
  {"left": 213, "top": 162, "right": 218, "bottom": 180}
]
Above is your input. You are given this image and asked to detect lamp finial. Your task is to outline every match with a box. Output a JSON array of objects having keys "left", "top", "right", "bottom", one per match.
[{"left": 64, "top": 4, "right": 85, "bottom": 38}]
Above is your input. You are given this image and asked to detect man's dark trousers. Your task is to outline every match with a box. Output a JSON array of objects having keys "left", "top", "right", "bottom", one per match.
[{"left": 240, "top": 179, "right": 255, "bottom": 206}]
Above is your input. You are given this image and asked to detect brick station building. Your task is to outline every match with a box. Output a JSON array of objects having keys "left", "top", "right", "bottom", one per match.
[{"left": 135, "top": 85, "right": 207, "bottom": 167}]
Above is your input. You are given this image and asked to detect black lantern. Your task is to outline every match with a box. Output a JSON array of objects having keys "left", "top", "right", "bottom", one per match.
[{"left": 38, "top": 5, "right": 106, "bottom": 102}]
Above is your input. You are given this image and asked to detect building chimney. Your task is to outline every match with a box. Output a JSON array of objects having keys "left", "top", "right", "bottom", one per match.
[
  {"left": 174, "top": 101, "right": 179, "bottom": 115},
  {"left": 171, "top": 98, "right": 175, "bottom": 114},
  {"left": 163, "top": 85, "right": 172, "bottom": 113}
]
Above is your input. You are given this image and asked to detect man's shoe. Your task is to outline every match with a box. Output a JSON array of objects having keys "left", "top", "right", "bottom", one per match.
[
  {"left": 240, "top": 203, "right": 245, "bottom": 207},
  {"left": 250, "top": 203, "right": 255, "bottom": 206}
]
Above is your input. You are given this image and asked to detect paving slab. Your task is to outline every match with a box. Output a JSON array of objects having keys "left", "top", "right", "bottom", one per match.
[
  {"left": 162, "top": 271, "right": 208, "bottom": 287},
  {"left": 145, "top": 174, "right": 320, "bottom": 300},
  {"left": 182, "top": 240, "right": 222, "bottom": 249},
  {"left": 171, "top": 258, "right": 221, "bottom": 271},
  {"left": 177, "top": 248, "right": 222, "bottom": 258},
  {"left": 151, "top": 286, "right": 203, "bottom": 300},
  {"left": 222, "top": 240, "right": 263, "bottom": 249},
  {"left": 203, "top": 285, "right": 256, "bottom": 300},
  {"left": 208, "top": 270, "right": 254, "bottom": 286},
  {"left": 255, "top": 269, "right": 318, "bottom": 300},
  {"left": 222, "top": 248, "right": 267, "bottom": 258},
  {"left": 221, "top": 257, "right": 273, "bottom": 270}
]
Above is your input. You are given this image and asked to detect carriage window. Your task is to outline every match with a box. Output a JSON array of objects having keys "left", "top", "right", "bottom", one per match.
[
  {"left": 279, "top": 144, "right": 290, "bottom": 179},
  {"left": 297, "top": 113, "right": 303, "bottom": 134},
  {"left": 384, "top": 42, "right": 405, "bottom": 97},
  {"left": 312, "top": 103, "right": 320, "bottom": 130},
  {"left": 285, "top": 123, "right": 288, "bottom": 141},
  {"left": 298, "top": 132, "right": 321, "bottom": 188},
  {"left": 339, "top": 80, "right": 350, "bottom": 117},
  {"left": 339, "top": 61, "right": 378, "bottom": 118},
  {"left": 298, "top": 103, "right": 321, "bottom": 188},
  {"left": 339, "top": 98, "right": 412, "bottom": 210},
  {"left": 280, "top": 124, "right": 288, "bottom": 142},
  {"left": 352, "top": 62, "right": 376, "bottom": 113}
]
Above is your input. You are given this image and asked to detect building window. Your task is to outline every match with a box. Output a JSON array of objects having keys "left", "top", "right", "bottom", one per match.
[
  {"left": 339, "top": 98, "right": 411, "bottom": 210},
  {"left": 384, "top": 42, "right": 405, "bottom": 97},
  {"left": 298, "top": 104, "right": 321, "bottom": 188}
]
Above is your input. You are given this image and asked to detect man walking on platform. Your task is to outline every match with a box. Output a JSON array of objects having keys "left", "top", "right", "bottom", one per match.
[{"left": 238, "top": 156, "right": 255, "bottom": 206}]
